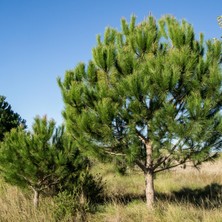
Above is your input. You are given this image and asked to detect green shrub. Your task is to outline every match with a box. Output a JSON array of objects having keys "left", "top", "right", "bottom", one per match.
[{"left": 54, "top": 172, "right": 104, "bottom": 221}]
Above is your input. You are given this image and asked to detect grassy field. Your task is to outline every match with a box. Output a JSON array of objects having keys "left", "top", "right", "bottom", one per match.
[{"left": 1, "top": 158, "right": 222, "bottom": 221}]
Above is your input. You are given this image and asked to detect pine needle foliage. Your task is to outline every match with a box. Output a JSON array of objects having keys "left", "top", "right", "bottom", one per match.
[
  {"left": 58, "top": 15, "right": 222, "bottom": 207},
  {"left": 0, "top": 95, "right": 26, "bottom": 141}
]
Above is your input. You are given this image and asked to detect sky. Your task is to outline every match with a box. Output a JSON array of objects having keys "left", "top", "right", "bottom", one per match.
[{"left": 0, "top": 0, "right": 221, "bottom": 129}]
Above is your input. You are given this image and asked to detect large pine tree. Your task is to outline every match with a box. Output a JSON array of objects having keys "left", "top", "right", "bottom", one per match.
[{"left": 58, "top": 15, "right": 222, "bottom": 208}]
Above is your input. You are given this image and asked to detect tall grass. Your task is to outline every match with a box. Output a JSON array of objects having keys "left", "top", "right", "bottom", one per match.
[
  {"left": 88, "top": 159, "right": 222, "bottom": 222},
  {"left": 0, "top": 180, "right": 55, "bottom": 221},
  {"left": 1, "top": 158, "right": 222, "bottom": 221}
]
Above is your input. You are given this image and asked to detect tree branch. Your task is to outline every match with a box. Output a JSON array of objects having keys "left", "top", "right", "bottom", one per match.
[
  {"left": 153, "top": 138, "right": 185, "bottom": 170},
  {"left": 154, "top": 149, "right": 192, "bottom": 174},
  {"left": 154, "top": 160, "right": 188, "bottom": 173},
  {"left": 135, "top": 128, "right": 147, "bottom": 144},
  {"left": 135, "top": 160, "right": 146, "bottom": 172},
  {"left": 104, "top": 150, "right": 126, "bottom": 156},
  {"left": 19, "top": 174, "right": 33, "bottom": 187}
]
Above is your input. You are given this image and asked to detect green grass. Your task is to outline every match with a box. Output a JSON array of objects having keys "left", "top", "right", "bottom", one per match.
[{"left": 1, "top": 159, "right": 222, "bottom": 221}]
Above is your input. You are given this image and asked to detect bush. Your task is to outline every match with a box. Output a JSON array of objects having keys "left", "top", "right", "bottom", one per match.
[{"left": 54, "top": 171, "right": 104, "bottom": 221}]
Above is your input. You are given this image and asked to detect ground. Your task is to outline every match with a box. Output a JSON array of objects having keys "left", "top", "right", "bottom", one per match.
[{"left": 1, "top": 158, "right": 222, "bottom": 221}]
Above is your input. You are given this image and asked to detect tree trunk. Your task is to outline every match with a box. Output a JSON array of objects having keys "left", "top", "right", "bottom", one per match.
[
  {"left": 33, "top": 189, "right": 39, "bottom": 208},
  {"left": 145, "top": 170, "right": 154, "bottom": 209},
  {"left": 145, "top": 141, "right": 154, "bottom": 208}
]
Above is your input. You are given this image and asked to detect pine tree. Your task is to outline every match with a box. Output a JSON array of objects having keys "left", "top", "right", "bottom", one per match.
[
  {"left": 58, "top": 15, "right": 222, "bottom": 208},
  {"left": 0, "top": 116, "right": 92, "bottom": 208},
  {"left": 0, "top": 95, "right": 26, "bottom": 141}
]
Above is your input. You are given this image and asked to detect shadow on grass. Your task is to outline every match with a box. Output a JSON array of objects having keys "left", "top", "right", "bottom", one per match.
[
  {"left": 156, "top": 183, "right": 222, "bottom": 209},
  {"left": 103, "top": 193, "right": 145, "bottom": 205},
  {"left": 103, "top": 183, "right": 222, "bottom": 209}
]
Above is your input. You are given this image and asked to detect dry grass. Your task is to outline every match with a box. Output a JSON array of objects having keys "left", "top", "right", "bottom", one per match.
[
  {"left": 0, "top": 180, "right": 55, "bottom": 222},
  {"left": 88, "top": 158, "right": 222, "bottom": 222},
  {"left": 1, "top": 158, "right": 222, "bottom": 221},
  {"left": 87, "top": 200, "right": 222, "bottom": 222},
  {"left": 153, "top": 161, "right": 222, "bottom": 195}
]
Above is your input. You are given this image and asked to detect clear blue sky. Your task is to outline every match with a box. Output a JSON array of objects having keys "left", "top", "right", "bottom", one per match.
[{"left": 0, "top": 0, "right": 221, "bottom": 128}]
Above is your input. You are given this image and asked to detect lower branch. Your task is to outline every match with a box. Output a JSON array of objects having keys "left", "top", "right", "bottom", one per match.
[{"left": 135, "top": 160, "right": 146, "bottom": 172}]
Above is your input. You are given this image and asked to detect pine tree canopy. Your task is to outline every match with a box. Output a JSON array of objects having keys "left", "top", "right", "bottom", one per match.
[
  {"left": 0, "top": 95, "right": 26, "bottom": 141},
  {"left": 58, "top": 15, "right": 222, "bottom": 174}
]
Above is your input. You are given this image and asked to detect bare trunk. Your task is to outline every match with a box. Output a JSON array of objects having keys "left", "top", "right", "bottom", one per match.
[
  {"left": 145, "top": 141, "right": 154, "bottom": 208},
  {"left": 33, "top": 189, "right": 39, "bottom": 208},
  {"left": 145, "top": 170, "right": 154, "bottom": 208}
]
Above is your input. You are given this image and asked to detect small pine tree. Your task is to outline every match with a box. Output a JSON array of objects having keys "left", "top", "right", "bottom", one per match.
[
  {"left": 58, "top": 15, "right": 222, "bottom": 208},
  {"left": 0, "top": 116, "right": 101, "bottom": 208}
]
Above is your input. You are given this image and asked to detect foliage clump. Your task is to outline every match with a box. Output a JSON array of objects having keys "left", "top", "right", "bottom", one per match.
[{"left": 0, "top": 95, "right": 26, "bottom": 141}]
